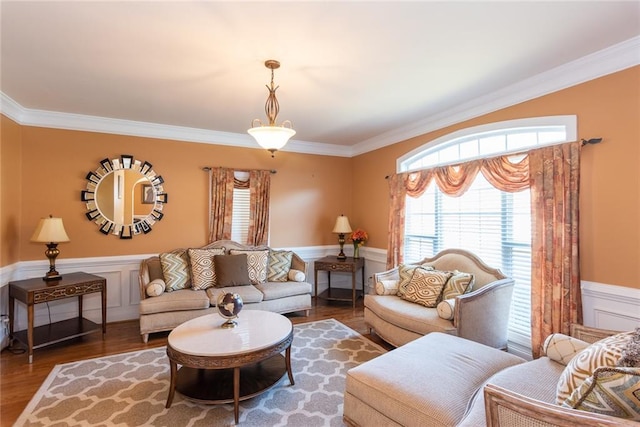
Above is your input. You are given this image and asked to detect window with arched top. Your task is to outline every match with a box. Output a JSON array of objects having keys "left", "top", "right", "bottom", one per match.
[{"left": 397, "top": 116, "right": 576, "bottom": 354}]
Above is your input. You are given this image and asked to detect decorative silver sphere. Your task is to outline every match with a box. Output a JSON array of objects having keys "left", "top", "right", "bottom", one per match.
[{"left": 217, "top": 292, "right": 243, "bottom": 328}]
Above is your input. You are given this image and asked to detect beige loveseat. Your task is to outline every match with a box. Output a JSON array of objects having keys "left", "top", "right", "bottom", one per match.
[
  {"left": 365, "top": 249, "right": 515, "bottom": 349},
  {"left": 344, "top": 325, "right": 638, "bottom": 426},
  {"left": 137, "top": 240, "right": 312, "bottom": 342}
]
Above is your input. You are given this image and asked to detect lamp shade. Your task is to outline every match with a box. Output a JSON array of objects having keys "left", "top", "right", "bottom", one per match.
[
  {"left": 248, "top": 126, "right": 296, "bottom": 151},
  {"left": 332, "top": 215, "right": 352, "bottom": 234},
  {"left": 31, "top": 217, "right": 70, "bottom": 243}
]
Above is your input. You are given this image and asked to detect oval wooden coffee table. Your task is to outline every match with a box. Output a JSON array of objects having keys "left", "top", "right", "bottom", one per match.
[{"left": 165, "top": 310, "right": 294, "bottom": 423}]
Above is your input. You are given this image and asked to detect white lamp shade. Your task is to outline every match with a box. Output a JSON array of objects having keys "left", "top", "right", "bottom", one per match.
[
  {"left": 31, "top": 217, "right": 70, "bottom": 243},
  {"left": 248, "top": 126, "right": 296, "bottom": 151},
  {"left": 332, "top": 215, "right": 352, "bottom": 234}
]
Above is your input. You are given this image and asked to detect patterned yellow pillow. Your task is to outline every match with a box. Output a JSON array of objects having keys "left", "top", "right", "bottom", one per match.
[
  {"left": 556, "top": 331, "right": 634, "bottom": 404},
  {"left": 399, "top": 268, "right": 452, "bottom": 308},
  {"left": 397, "top": 263, "right": 433, "bottom": 296},
  {"left": 562, "top": 366, "right": 640, "bottom": 420},
  {"left": 441, "top": 270, "right": 474, "bottom": 301},
  {"left": 188, "top": 247, "right": 226, "bottom": 290}
]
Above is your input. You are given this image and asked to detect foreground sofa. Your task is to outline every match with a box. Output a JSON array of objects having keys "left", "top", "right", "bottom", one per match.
[
  {"left": 138, "top": 240, "right": 312, "bottom": 342},
  {"left": 366, "top": 249, "right": 515, "bottom": 349},
  {"left": 344, "top": 324, "right": 638, "bottom": 426}
]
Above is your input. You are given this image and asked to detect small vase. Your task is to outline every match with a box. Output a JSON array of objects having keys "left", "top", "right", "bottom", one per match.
[{"left": 353, "top": 244, "right": 360, "bottom": 258}]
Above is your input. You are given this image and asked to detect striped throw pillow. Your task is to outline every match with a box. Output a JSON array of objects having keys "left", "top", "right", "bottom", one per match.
[
  {"left": 159, "top": 250, "right": 191, "bottom": 291},
  {"left": 267, "top": 250, "right": 293, "bottom": 282}
]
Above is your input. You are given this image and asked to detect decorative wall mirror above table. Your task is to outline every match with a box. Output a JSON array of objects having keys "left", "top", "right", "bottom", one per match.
[{"left": 81, "top": 155, "right": 168, "bottom": 239}]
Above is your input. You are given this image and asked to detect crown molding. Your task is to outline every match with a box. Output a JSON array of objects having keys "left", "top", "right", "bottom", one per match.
[
  {"left": 351, "top": 36, "right": 640, "bottom": 156},
  {"left": 2, "top": 36, "right": 638, "bottom": 158}
]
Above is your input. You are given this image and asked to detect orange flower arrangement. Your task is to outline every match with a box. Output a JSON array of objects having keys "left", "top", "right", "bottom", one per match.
[{"left": 349, "top": 229, "right": 369, "bottom": 246}]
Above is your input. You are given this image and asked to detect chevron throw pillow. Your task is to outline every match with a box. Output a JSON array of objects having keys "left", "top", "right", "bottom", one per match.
[
  {"left": 267, "top": 250, "right": 293, "bottom": 282},
  {"left": 159, "top": 250, "right": 191, "bottom": 292}
]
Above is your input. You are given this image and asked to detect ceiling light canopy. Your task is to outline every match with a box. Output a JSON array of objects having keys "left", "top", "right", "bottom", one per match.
[{"left": 248, "top": 60, "right": 296, "bottom": 157}]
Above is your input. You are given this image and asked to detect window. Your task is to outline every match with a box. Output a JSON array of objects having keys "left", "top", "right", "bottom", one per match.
[
  {"left": 230, "top": 172, "right": 250, "bottom": 244},
  {"left": 399, "top": 116, "right": 576, "bottom": 353}
]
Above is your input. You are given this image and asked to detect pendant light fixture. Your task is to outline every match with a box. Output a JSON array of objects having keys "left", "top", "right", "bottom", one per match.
[{"left": 248, "top": 60, "right": 296, "bottom": 157}]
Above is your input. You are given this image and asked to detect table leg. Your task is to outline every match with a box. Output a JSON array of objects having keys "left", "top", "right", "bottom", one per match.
[
  {"left": 285, "top": 346, "right": 295, "bottom": 385},
  {"left": 314, "top": 268, "right": 318, "bottom": 301},
  {"left": 166, "top": 360, "right": 177, "bottom": 408},
  {"left": 361, "top": 264, "right": 366, "bottom": 296},
  {"left": 101, "top": 284, "right": 107, "bottom": 335},
  {"left": 8, "top": 296, "right": 14, "bottom": 341},
  {"left": 27, "top": 303, "right": 34, "bottom": 364},
  {"left": 233, "top": 367, "right": 240, "bottom": 424},
  {"left": 351, "top": 270, "right": 356, "bottom": 308}
]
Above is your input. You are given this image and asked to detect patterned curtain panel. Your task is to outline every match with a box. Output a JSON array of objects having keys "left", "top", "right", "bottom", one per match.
[
  {"left": 208, "top": 167, "right": 235, "bottom": 243},
  {"left": 529, "top": 141, "right": 582, "bottom": 358},
  {"left": 247, "top": 170, "right": 271, "bottom": 246},
  {"left": 387, "top": 142, "right": 581, "bottom": 358}
]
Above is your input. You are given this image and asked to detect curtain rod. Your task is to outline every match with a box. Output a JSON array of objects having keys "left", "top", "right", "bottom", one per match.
[{"left": 202, "top": 167, "right": 277, "bottom": 174}]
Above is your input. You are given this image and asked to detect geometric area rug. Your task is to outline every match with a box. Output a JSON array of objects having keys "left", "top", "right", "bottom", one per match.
[{"left": 14, "top": 319, "right": 387, "bottom": 427}]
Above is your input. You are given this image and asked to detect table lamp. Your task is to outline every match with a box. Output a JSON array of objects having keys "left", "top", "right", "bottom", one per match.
[
  {"left": 31, "top": 215, "right": 70, "bottom": 281},
  {"left": 332, "top": 215, "right": 352, "bottom": 260}
]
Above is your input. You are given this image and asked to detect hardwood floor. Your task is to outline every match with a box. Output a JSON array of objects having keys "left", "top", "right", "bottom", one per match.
[{"left": 0, "top": 299, "right": 392, "bottom": 426}]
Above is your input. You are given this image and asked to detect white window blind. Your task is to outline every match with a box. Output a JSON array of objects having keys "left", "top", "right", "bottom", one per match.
[
  {"left": 230, "top": 188, "right": 250, "bottom": 244},
  {"left": 404, "top": 175, "right": 532, "bottom": 347},
  {"left": 230, "top": 172, "right": 251, "bottom": 244}
]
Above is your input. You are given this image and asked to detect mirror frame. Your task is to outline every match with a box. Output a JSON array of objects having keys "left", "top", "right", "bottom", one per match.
[{"left": 81, "top": 154, "right": 168, "bottom": 239}]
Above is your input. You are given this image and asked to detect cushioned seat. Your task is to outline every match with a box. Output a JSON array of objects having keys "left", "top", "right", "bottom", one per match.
[
  {"left": 344, "top": 332, "right": 524, "bottom": 427},
  {"left": 254, "top": 281, "right": 313, "bottom": 301},
  {"left": 458, "top": 357, "right": 565, "bottom": 426},
  {"left": 206, "top": 285, "right": 264, "bottom": 305},
  {"left": 365, "top": 294, "right": 457, "bottom": 336},
  {"left": 139, "top": 289, "right": 210, "bottom": 315}
]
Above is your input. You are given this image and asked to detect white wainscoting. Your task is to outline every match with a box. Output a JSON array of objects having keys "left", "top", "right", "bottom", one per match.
[
  {"left": 2, "top": 250, "right": 636, "bottom": 353},
  {"left": 0, "top": 245, "right": 389, "bottom": 351},
  {"left": 581, "top": 281, "right": 640, "bottom": 331}
]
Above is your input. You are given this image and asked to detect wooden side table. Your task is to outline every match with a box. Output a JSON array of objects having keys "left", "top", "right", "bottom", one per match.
[
  {"left": 9, "top": 272, "right": 107, "bottom": 363},
  {"left": 314, "top": 256, "right": 365, "bottom": 308}
]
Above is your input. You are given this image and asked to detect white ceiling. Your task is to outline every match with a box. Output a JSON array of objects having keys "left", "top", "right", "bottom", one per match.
[{"left": 1, "top": 1, "right": 639, "bottom": 156}]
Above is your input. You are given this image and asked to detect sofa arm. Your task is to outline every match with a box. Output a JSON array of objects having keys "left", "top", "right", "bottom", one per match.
[
  {"left": 455, "top": 278, "right": 514, "bottom": 349},
  {"left": 484, "top": 383, "right": 637, "bottom": 427},
  {"left": 373, "top": 267, "right": 399, "bottom": 286},
  {"left": 570, "top": 324, "right": 620, "bottom": 344},
  {"left": 291, "top": 252, "right": 309, "bottom": 278}
]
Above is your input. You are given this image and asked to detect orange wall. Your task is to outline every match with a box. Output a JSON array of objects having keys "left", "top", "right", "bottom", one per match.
[
  {"left": 11, "top": 127, "right": 351, "bottom": 261},
  {"left": 2, "top": 67, "right": 638, "bottom": 291},
  {"left": 353, "top": 66, "right": 640, "bottom": 290},
  {"left": 0, "top": 115, "right": 22, "bottom": 266}
]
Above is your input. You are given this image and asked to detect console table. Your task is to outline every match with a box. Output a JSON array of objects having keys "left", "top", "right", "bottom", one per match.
[
  {"left": 314, "top": 256, "right": 365, "bottom": 308},
  {"left": 9, "top": 272, "right": 107, "bottom": 363}
]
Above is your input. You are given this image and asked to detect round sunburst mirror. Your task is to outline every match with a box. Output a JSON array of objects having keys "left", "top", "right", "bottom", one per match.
[{"left": 81, "top": 155, "right": 168, "bottom": 239}]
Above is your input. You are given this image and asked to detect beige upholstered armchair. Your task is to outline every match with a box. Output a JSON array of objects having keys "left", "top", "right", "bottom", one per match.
[
  {"left": 484, "top": 324, "right": 637, "bottom": 427},
  {"left": 365, "top": 249, "right": 515, "bottom": 349}
]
